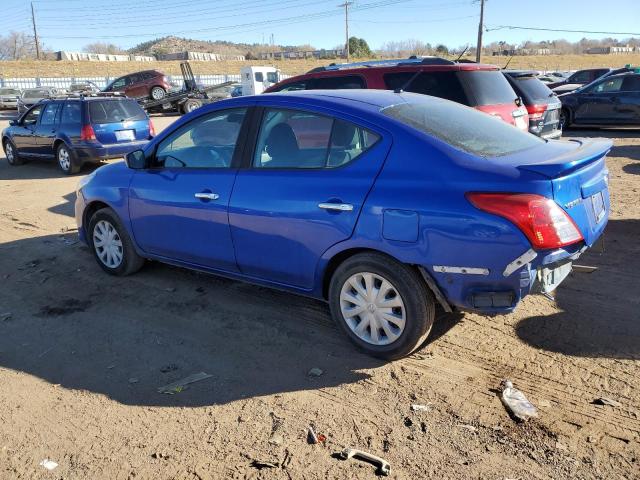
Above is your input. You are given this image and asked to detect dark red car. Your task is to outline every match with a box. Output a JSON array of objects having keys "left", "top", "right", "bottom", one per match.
[
  {"left": 102, "top": 70, "right": 172, "bottom": 100},
  {"left": 265, "top": 57, "right": 529, "bottom": 131}
]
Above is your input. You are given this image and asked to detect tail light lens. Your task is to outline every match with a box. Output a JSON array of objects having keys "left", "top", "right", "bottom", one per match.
[
  {"left": 80, "top": 124, "right": 96, "bottom": 141},
  {"left": 149, "top": 119, "right": 156, "bottom": 137},
  {"left": 526, "top": 104, "right": 548, "bottom": 121},
  {"left": 466, "top": 192, "right": 583, "bottom": 249}
]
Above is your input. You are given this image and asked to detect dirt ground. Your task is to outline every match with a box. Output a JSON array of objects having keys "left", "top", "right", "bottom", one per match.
[
  {"left": 0, "top": 112, "right": 638, "bottom": 479},
  {"left": 1, "top": 53, "right": 639, "bottom": 78}
]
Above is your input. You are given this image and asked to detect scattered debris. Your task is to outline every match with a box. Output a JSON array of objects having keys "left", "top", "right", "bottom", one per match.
[
  {"left": 160, "top": 364, "right": 179, "bottom": 373},
  {"left": 307, "top": 367, "right": 323, "bottom": 377},
  {"left": 420, "top": 421, "right": 427, "bottom": 433},
  {"left": 403, "top": 417, "right": 413, "bottom": 427},
  {"left": 1, "top": 312, "right": 12, "bottom": 322},
  {"left": 106, "top": 364, "right": 116, "bottom": 370},
  {"left": 268, "top": 434, "right": 283, "bottom": 445},
  {"left": 157, "top": 372, "right": 212, "bottom": 394},
  {"left": 457, "top": 424, "right": 478, "bottom": 433},
  {"left": 500, "top": 380, "right": 538, "bottom": 421},
  {"left": 250, "top": 459, "right": 279, "bottom": 470},
  {"left": 307, "top": 425, "right": 326, "bottom": 444},
  {"left": 164, "top": 287, "right": 176, "bottom": 293},
  {"left": 593, "top": 397, "right": 622, "bottom": 408},
  {"left": 60, "top": 226, "right": 78, "bottom": 233},
  {"left": 410, "top": 403, "right": 431, "bottom": 412},
  {"left": 39, "top": 459, "right": 58, "bottom": 471},
  {"left": 38, "top": 347, "right": 53, "bottom": 358},
  {"left": 128, "top": 377, "right": 139, "bottom": 384},
  {"left": 151, "top": 452, "right": 169, "bottom": 459},
  {"left": 339, "top": 448, "right": 390, "bottom": 476},
  {"left": 572, "top": 264, "right": 598, "bottom": 273}
]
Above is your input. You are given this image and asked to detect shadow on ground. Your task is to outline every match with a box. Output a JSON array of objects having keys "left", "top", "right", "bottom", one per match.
[
  {"left": 0, "top": 154, "right": 103, "bottom": 180},
  {"left": 515, "top": 219, "right": 640, "bottom": 360}
]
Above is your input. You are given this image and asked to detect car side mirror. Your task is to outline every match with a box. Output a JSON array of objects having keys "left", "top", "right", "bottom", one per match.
[
  {"left": 8, "top": 120, "right": 16, "bottom": 126},
  {"left": 125, "top": 149, "right": 147, "bottom": 169}
]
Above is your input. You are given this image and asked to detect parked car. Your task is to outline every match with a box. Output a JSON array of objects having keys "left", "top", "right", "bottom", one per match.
[
  {"left": 265, "top": 57, "right": 530, "bottom": 131},
  {"left": 548, "top": 68, "right": 612, "bottom": 94},
  {"left": 2, "top": 96, "right": 154, "bottom": 174},
  {"left": 17, "top": 86, "right": 61, "bottom": 114},
  {"left": 102, "top": 70, "right": 173, "bottom": 100},
  {"left": 0, "top": 87, "right": 22, "bottom": 109},
  {"left": 504, "top": 70, "right": 562, "bottom": 139},
  {"left": 559, "top": 72, "right": 640, "bottom": 127},
  {"left": 230, "top": 84, "right": 243, "bottom": 97},
  {"left": 75, "top": 90, "right": 610, "bottom": 359},
  {"left": 68, "top": 82, "right": 101, "bottom": 95}
]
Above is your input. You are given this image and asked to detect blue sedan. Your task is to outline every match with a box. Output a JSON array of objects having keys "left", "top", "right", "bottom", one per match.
[{"left": 75, "top": 90, "right": 611, "bottom": 359}]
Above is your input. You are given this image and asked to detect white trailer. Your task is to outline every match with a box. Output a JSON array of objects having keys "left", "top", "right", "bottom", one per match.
[{"left": 240, "top": 66, "right": 281, "bottom": 95}]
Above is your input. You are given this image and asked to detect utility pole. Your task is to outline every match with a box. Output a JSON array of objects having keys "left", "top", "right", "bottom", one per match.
[
  {"left": 475, "top": 0, "right": 485, "bottom": 63},
  {"left": 31, "top": 2, "right": 40, "bottom": 60},
  {"left": 338, "top": 2, "right": 353, "bottom": 62}
]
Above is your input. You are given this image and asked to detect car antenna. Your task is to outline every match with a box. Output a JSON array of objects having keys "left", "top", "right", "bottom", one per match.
[
  {"left": 455, "top": 46, "right": 469, "bottom": 62},
  {"left": 395, "top": 71, "right": 421, "bottom": 94},
  {"left": 503, "top": 55, "right": 514, "bottom": 70}
]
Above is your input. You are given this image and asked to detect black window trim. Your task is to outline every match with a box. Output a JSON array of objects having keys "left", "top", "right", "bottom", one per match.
[
  {"left": 242, "top": 104, "right": 382, "bottom": 171},
  {"left": 146, "top": 106, "right": 255, "bottom": 171}
]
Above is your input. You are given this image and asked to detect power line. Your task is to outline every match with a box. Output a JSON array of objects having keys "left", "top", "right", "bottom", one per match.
[{"left": 486, "top": 25, "right": 640, "bottom": 36}]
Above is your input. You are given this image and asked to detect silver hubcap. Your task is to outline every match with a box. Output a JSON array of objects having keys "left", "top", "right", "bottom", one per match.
[
  {"left": 187, "top": 102, "right": 198, "bottom": 112},
  {"left": 58, "top": 148, "right": 70, "bottom": 170},
  {"left": 151, "top": 88, "right": 164, "bottom": 100},
  {"left": 93, "top": 220, "right": 123, "bottom": 268},
  {"left": 340, "top": 272, "right": 406, "bottom": 346},
  {"left": 6, "top": 144, "right": 14, "bottom": 162}
]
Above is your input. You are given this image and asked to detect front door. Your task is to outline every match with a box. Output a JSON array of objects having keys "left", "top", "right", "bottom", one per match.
[
  {"left": 128, "top": 107, "right": 249, "bottom": 271},
  {"left": 229, "top": 106, "right": 390, "bottom": 289},
  {"left": 12, "top": 104, "right": 44, "bottom": 155},
  {"left": 34, "top": 101, "right": 62, "bottom": 157}
]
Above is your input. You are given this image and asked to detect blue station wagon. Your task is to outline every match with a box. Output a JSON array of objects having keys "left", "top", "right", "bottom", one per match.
[
  {"left": 2, "top": 97, "right": 154, "bottom": 174},
  {"left": 75, "top": 90, "right": 611, "bottom": 359}
]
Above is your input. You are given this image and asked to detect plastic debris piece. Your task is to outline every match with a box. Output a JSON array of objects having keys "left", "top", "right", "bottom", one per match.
[
  {"left": 500, "top": 380, "right": 538, "bottom": 421},
  {"left": 307, "top": 367, "right": 323, "bottom": 377},
  {"left": 1, "top": 312, "right": 12, "bottom": 321},
  {"left": 593, "top": 397, "right": 621, "bottom": 407},
  {"left": 410, "top": 403, "right": 431, "bottom": 412},
  {"left": 157, "top": 372, "right": 212, "bottom": 394},
  {"left": 128, "top": 377, "right": 139, "bottom": 384},
  {"left": 307, "top": 426, "right": 319, "bottom": 444},
  {"left": 39, "top": 459, "right": 58, "bottom": 471},
  {"left": 250, "top": 459, "right": 279, "bottom": 470},
  {"left": 339, "top": 447, "right": 390, "bottom": 476}
]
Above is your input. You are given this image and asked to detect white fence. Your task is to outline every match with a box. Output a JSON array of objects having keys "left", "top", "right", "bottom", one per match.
[{"left": 0, "top": 74, "right": 243, "bottom": 90}]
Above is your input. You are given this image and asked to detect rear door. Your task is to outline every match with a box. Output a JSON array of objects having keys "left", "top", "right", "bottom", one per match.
[
  {"left": 88, "top": 100, "right": 150, "bottom": 145},
  {"left": 577, "top": 76, "right": 624, "bottom": 123},
  {"left": 615, "top": 75, "right": 640, "bottom": 124},
  {"left": 129, "top": 107, "right": 249, "bottom": 271},
  {"left": 228, "top": 105, "right": 389, "bottom": 289},
  {"left": 34, "top": 101, "right": 62, "bottom": 157}
]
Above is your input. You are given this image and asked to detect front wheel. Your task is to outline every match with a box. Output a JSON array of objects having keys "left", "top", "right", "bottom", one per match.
[
  {"left": 88, "top": 208, "right": 145, "bottom": 276},
  {"left": 329, "top": 252, "right": 435, "bottom": 360},
  {"left": 4, "top": 139, "right": 23, "bottom": 165}
]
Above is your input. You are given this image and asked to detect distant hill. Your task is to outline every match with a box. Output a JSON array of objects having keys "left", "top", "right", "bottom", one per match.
[{"left": 128, "top": 36, "right": 314, "bottom": 58}]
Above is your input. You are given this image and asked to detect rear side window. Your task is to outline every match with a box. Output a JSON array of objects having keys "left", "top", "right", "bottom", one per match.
[
  {"left": 509, "top": 76, "right": 553, "bottom": 102},
  {"left": 382, "top": 96, "right": 543, "bottom": 157},
  {"left": 311, "top": 75, "right": 365, "bottom": 90},
  {"left": 40, "top": 103, "right": 60, "bottom": 126},
  {"left": 459, "top": 71, "right": 517, "bottom": 106},
  {"left": 89, "top": 100, "right": 146, "bottom": 124},
  {"left": 569, "top": 71, "right": 591, "bottom": 83},
  {"left": 253, "top": 108, "right": 379, "bottom": 168},
  {"left": 61, "top": 102, "right": 82, "bottom": 124},
  {"left": 622, "top": 75, "right": 640, "bottom": 91},
  {"left": 385, "top": 72, "right": 467, "bottom": 104}
]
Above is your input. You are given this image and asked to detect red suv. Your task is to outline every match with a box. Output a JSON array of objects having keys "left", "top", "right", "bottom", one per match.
[
  {"left": 265, "top": 58, "right": 529, "bottom": 131},
  {"left": 102, "top": 70, "right": 172, "bottom": 100}
]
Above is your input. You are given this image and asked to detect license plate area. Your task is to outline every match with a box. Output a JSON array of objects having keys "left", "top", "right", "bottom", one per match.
[
  {"left": 536, "top": 261, "right": 573, "bottom": 294},
  {"left": 591, "top": 191, "right": 605, "bottom": 223},
  {"left": 115, "top": 129, "right": 135, "bottom": 141}
]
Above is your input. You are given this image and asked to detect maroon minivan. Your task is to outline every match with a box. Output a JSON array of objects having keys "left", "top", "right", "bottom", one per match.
[{"left": 102, "top": 70, "right": 172, "bottom": 100}]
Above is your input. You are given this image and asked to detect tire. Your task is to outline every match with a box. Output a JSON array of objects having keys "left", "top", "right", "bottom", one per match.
[
  {"left": 150, "top": 86, "right": 166, "bottom": 100},
  {"left": 3, "top": 139, "right": 23, "bottom": 165},
  {"left": 560, "top": 108, "right": 571, "bottom": 129},
  {"left": 181, "top": 99, "right": 201, "bottom": 114},
  {"left": 88, "top": 207, "right": 145, "bottom": 276},
  {"left": 329, "top": 252, "right": 435, "bottom": 360},
  {"left": 56, "top": 143, "right": 80, "bottom": 175}
]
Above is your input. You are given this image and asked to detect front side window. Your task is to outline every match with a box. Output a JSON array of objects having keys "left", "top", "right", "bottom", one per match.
[
  {"left": 253, "top": 108, "right": 379, "bottom": 169},
  {"left": 255, "top": 72, "right": 264, "bottom": 82},
  {"left": 40, "top": 103, "right": 59, "bottom": 126},
  {"left": 593, "top": 77, "right": 624, "bottom": 93},
  {"left": 266, "top": 72, "right": 279, "bottom": 83},
  {"left": 22, "top": 105, "right": 43, "bottom": 124},
  {"left": 155, "top": 108, "right": 247, "bottom": 168}
]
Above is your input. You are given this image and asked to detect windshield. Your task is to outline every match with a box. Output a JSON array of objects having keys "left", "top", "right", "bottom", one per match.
[
  {"left": 88, "top": 100, "right": 146, "bottom": 123},
  {"left": 382, "top": 96, "right": 543, "bottom": 157},
  {"left": 460, "top": 70, "right": 517, "bottom": 106},
  {"left": 0, "top": 88, "right": 20, "bottom": 95},
  {"left": 22, "top": 89, "right": 49, "bottom": 98}
]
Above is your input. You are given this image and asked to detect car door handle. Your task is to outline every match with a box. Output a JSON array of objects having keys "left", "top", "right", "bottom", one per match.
[
  {"left": 318, "top": 202, "right": 353, "bottom": 211},
  {"left": 195, "top": 192, "right": 219, "bottom": 200}
]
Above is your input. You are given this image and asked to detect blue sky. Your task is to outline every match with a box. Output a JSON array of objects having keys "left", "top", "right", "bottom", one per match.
[{"left": 1, "top": 0, "right": 638, "bottom": 52}]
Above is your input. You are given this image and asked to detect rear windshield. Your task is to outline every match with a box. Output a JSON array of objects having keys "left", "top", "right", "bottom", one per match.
[
  {"left": 0, "top": 88, "right": 20, "bottom": 95},
  {"left": 382, "top": 96, "right": 543, "bottom": 157},
  {"left": 460, "top": 70, "right": 517, "bottom": 106},
  {"left": 510, "top": 76, "right": 553, "bottom": 102},
  {"left": 89, "top": 100, "right": 146, "bottom": 123}
]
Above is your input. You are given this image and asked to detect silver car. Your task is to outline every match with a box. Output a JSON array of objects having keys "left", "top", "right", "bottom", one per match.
[
  {"left": 0, "top": 88, "right": 22, "bottom": 109},
  {"left": 17, "top": 87, "right": 61, "bottom": 114}
]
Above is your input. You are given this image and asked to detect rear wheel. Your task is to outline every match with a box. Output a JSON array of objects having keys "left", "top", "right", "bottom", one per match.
[
  {"left": 181, "top": 99, "right": 201, "bottom": 114},
  {"left": 560, "top": 108, "right": 571, "bottom": 129},
  {"left": 88, "top": 208, "right": 144, "bottom": 276},
  {"left": 329, "top": 252, "right": 435, "bottom": 360},
  {"left": 150, "top": 86, "right": 166, "bottom": 100},
  {"left": 3, "top": 139, "right": 23, "bottom": 165},
  {"left": 57, "top": 143, "right": 80, "bottom": 175}
]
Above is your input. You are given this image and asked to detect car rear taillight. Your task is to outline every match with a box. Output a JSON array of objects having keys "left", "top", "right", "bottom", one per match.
[
  {"left": 526, "top": 104, "right": 548, "bottom": 121},
  {"left": 149, "top": 119, "right": 156, "bottom": 137},
  {"left": 80, "top": 124, "right": 96, "bottom": 141},
  {"left": 466, "top": 193, "right": 583, "bottom": 249}
]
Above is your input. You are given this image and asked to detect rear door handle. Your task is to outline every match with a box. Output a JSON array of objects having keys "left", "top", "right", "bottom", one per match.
[
  {"left": 195, "top": 192, "right": 219, "bottom": 200},
  {"left": 318, "top": 202, "right": 353, "bottom": 211}
]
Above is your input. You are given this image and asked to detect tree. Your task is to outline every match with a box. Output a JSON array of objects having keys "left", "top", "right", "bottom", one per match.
[
  {"left": 435, "top": 44, "right": 449, "bottom": 55},
  {"left": 84, "top": 42, "right": 125, "bottom": 54},
  {"left": 0, "top": 31, "right": 37, "bottom": 60},
  {"left": 348, "top": 36, "right": 372, "bottom": 58}
]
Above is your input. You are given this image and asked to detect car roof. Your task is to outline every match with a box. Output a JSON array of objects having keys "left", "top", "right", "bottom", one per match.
[{"left": 260, "top": 89, "right": 413, "bottom": 109}]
